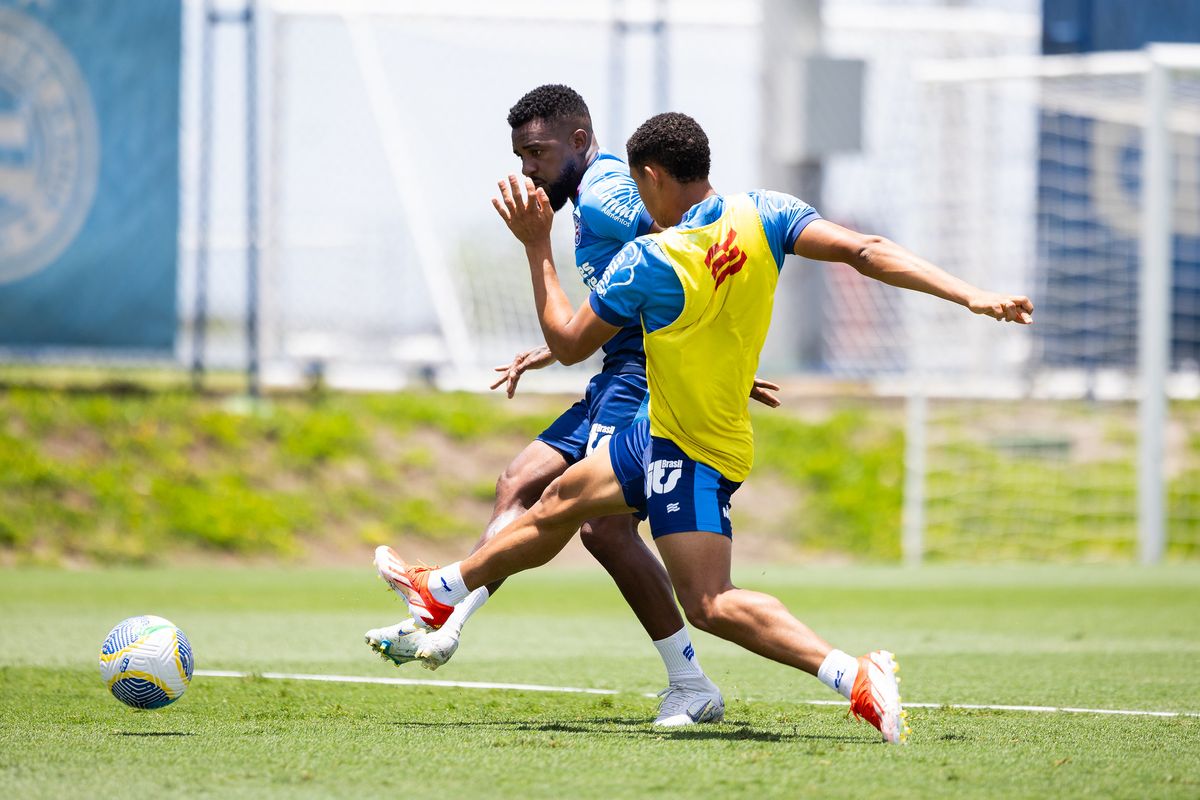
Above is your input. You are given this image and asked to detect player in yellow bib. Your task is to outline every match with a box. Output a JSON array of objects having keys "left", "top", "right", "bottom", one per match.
[{"left": 375, "top": 113, "right": 1033, "bottom": 742}]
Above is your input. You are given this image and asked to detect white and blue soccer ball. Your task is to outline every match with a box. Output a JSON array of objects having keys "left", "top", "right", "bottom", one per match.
[{"left": 99, "top": 615, "right": 194, "bottom": 709}]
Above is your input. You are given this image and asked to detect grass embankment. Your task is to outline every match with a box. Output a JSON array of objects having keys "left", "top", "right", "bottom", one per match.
[
  {"left": 2, "top": 384, "right": 1197, "bottom": 565},
  {"left": 0, "top": 386, "right": 909, "bottom": 564},
  {"left": 0, "top": 388, "right": 554, "bottom": 564}
]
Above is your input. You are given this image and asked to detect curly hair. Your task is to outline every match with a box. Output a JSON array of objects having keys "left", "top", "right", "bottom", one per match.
[
  {"left": 625, "top": 112, "right": 710, "bottom": 183},
  {"left": 507, "top": 84, "right": 591, "bottom": 129}
]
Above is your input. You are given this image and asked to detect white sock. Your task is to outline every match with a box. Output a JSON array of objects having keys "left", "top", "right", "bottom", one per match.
[
  {"left": 442, "top": 587, "right": 490, "bottom": 636},
  {"left": 653, "top": 627, "right": 708, "bottom": 685},
  {"left": 427, "top": 563, "right": 470, "bottom": 606},
  {"left": 817, "top": 649, "right": 859, "bottom": 700}
]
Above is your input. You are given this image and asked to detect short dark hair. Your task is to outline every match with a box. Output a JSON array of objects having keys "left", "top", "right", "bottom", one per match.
[
  {"left": 507, "top": 84, "right": 591, "bottom": 129},
  {"left": 625, "top": 112, "right": 710, "bottom": 183}
]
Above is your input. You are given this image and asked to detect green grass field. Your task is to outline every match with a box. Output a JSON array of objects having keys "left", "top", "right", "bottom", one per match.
[{"left": 2, "top": 565, "right": 1198, "bottom": 798}]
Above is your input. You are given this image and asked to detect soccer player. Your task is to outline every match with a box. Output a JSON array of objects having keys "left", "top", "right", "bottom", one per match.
[
  {"left": 376, "top": 112, "right": 1034, "bottom": 742},
  {"left": 366, "top": 86, "right": 775, "bottom": 726}
]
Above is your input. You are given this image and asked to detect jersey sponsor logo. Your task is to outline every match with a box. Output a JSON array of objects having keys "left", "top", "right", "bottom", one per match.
[
  {"left": 647, "top": 459, "right": 683, "bottom": 495},
  {"left": 586, "top": 423, "right": 615, "bottom": 455},
  {"left": 574, "top": 214, "right": 582, "bottom": 247},
  {"left": 704, "top": 229, "right": 748, "bottom": 290},
  {"left": 721, "top": 503, "right": 731, "bottom": 519},
  {"left": 576, "top": 260, "right": 599, "bottom": 289},
  {"left": 593, "top": 183, "right": 640, "bottom": 226},
  {"left": 0, "top": 7, "right": 99, "bottom": 285},
  {"left": 592, "top": 245, "right": 639, "bottom": 297}
]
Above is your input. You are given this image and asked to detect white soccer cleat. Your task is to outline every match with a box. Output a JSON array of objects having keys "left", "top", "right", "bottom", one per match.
[
  {"left": 364, "top": 619, "right": 426, "bottom": 667},
  {"left": 414, "top": 626, "right": 461, "bottom": 671},
  {"left": 653, "top": 679, "right": 725, "bottom": 727},
  {"left": 849, "top": 649, "right": 910, "bottom": 744}
]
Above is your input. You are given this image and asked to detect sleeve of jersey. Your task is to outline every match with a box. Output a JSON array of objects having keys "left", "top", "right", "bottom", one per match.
[
  {"left": 588, "top": 242, "right": 646, "bottom": 328},
  {"left": 579, "top": 173, "right": 649, "bottom": 244},
  {"left": 753, "top": 190, "right": 822, "bottom": 268}
]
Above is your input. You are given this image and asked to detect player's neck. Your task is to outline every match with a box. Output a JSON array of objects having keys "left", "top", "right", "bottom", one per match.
[
  {"left": 675, "top": 181, "right": 717, "bottom": 220},
  {"left": 583, "top": 141, "right": 601, "bottom": 170}
]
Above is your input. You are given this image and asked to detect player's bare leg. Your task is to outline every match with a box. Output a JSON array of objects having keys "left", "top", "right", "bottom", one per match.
[
  {"left": 458, "top": 443, "right": 634, "bottom": 585},
  {"left": 428, "top": 440, "right": 683, "bottom": 641},
  {"left": 471, "top": 442, "right": 682, "bottom": 643},
  {"left": 477, "top": 440, "right": 572, "bottom": 592},
  {"left": 653, "top": 531, "right": 907, "bottom": 743},
  {"left": 377, "top": 443, "right": 723, "bottom": 724},
  {"left": 379, "top": 441, "right": 719, "bottom": 722},
  {"left": 652, "top": 531, "right": 831, "bottom": 673},
  {"left": 578, "top": 514, "right": 682, "bottom": 641}
]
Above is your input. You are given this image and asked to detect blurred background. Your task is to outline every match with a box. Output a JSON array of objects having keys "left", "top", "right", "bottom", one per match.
[{"left": 1, "top": 0, "right": 1198, "bottom": 566}]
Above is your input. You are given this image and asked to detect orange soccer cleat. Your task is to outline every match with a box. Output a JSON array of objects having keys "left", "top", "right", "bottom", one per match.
[
  {"left": 373, "top": 546, "right": 455, "bottom": 629},
  {"left": 849, "top": 649, "right": 910, "bottom": 744}
]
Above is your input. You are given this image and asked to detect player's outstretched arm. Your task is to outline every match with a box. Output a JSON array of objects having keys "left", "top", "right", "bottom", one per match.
[
  {"left": 492, "top": 174, "right": 620, "bottom": 363},
  {"left": 794, "top": 219, "right": 1033, "bottom": 325}
]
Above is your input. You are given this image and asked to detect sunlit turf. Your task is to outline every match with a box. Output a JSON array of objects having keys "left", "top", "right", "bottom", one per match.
[{"left": 2, "top": 565, "right": 1198, "bottom": 798}]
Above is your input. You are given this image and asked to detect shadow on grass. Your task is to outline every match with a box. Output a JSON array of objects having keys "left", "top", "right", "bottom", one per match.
[{"left": 387, "top": 717, "right": 874, "bottom": 744}]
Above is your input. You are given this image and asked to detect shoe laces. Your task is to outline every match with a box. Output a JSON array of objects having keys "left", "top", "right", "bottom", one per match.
[{"left": 656, "top": 683, "right": 704, "bottom": 717}]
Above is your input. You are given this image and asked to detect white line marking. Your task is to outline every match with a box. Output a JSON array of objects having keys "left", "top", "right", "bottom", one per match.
[
  {"left": 194, "top": 670, "right": 1200, "bottom": 718},
  {"left": 195, "top": 669, "right": 619, "bottom": 696}
]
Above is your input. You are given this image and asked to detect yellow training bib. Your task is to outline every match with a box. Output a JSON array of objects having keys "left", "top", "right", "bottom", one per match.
[{"left": 644, "top": 194, "right": 778, "bottom": 482}]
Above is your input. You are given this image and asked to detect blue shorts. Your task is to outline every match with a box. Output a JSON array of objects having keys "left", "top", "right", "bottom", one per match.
[
  {"left": 608, "top": 419, "right": 742, "bottom": 539},
  {"left": 537, "top": 368, "right": 649, "bottom": 464}
]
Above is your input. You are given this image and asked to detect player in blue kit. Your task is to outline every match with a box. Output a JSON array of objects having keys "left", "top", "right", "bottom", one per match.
[{"left": 365, "top": 86, "right": 776, "bottom": 726}]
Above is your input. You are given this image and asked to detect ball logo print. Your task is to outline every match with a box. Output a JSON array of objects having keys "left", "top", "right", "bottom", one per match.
[
  {"left": 0, "top": 7, "right": 99, "bottom": 285},
  {"left": 647, "top": 459, "right": 683, "bottom": 495}
]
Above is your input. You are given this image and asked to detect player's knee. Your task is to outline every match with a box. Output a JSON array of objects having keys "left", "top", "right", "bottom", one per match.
[
  {"left": 679, "top": 593, "right": 723, "bottom": 634},
  {"left": 578, "top": 517, "right": 636, "bottom": 558},
  {"left": 530, "top": 476, "right": 572, "bottom": 522},
  {"left": 494, "top": 463, "right": 540, "bottom": 511}
]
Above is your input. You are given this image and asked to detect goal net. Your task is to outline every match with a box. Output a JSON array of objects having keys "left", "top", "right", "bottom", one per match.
[{"left": 894, "top": 47, "right": 1200, "bottom": 561}]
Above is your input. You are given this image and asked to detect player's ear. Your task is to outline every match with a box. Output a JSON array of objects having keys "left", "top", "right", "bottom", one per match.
[
  {"left": 570, "top": 128, "right": 589, "bottom": 152},
  {"left": 641, "top": 164, "right": 662, "bottom": 190}
]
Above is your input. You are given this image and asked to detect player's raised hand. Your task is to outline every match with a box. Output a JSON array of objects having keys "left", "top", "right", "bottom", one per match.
[
  {"left": 750, "top": 377, "right": 782, "bottom": 408},
  {"left": 489, "top": 344, "right": 556, "bottom": 398},
  {"left": 492, "top": 174, "right": 554, "bottom": 246},
  {"left": 968, "top": 292, "right": 1034, "bottom": 324}
]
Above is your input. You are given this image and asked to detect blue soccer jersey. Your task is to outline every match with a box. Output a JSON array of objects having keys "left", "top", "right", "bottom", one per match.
[{"left": 571, "top": 150, "right": 655, "bottom": 373}]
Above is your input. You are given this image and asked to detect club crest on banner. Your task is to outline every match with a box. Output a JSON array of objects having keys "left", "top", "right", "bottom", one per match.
[{"left": 0, "top": 6, "right": 99, "bottom": 285}]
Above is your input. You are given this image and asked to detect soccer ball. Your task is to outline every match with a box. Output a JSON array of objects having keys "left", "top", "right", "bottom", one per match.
[{"left": 99, "top": 615, "right": 194, "bottom": 709}]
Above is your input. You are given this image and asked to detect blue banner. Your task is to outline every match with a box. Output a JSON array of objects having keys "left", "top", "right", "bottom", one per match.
[{"left": 0, "top": 0, "right": 180, "bottom": 352}]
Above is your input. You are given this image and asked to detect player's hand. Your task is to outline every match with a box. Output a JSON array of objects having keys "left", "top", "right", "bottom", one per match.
[
  {"left": 490, "top": 345, "right": 557, "bottom": 398},
  {"left": 968, "top": 292, "right": 1034, "bottom": 324},
  {"left": 750, "top": 377, "right": 782, "bottom": 408},
  {"left": 492, "top": 174, "right": 554, "bottom": 247}
]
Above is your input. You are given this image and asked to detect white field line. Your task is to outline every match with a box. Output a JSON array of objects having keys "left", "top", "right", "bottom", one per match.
[{"left": 194, "top": 670, "right": 1200, "bottom": 718}]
